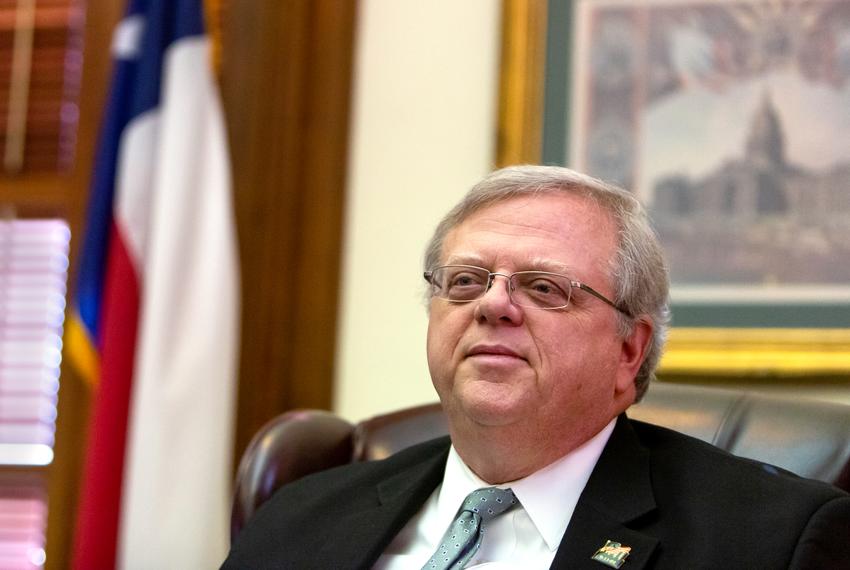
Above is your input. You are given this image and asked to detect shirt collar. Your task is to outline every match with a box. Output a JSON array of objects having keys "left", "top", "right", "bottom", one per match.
[{"left": 437, "top": 418, "right": 617, "bottom": 550}]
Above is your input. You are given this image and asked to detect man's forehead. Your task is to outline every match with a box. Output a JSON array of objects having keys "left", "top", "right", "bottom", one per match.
[{"left": 446, "top": 193, "right": 615, "bottom": 241}]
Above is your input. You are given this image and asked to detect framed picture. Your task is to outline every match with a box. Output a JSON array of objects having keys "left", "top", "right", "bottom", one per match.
[{"left": 498, "top": 0, "right": 850, "bottom": 377}]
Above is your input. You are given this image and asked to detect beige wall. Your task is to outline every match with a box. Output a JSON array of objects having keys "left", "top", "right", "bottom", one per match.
[{"left": 334, "top": 1, "right": 502, "bottom": 421}]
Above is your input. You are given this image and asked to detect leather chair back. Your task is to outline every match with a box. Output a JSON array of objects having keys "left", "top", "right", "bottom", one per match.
[{"left": 231, "top": 382, "right": 850, "bottom": 539}]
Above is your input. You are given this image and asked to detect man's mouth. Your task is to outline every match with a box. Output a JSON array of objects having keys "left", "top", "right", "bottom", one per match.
[{"left": 466, "top": 344, "right": 526, "bottom": 361}]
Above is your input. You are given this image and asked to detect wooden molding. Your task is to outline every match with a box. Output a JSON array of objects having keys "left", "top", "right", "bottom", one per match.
[{"left": 496, "top": 0, "right": 547, "bottom": 167}]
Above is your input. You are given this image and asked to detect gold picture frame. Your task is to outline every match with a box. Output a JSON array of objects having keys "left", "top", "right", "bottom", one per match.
[{"left": 495, "top": 0, "right": 850, "bottom": 379}]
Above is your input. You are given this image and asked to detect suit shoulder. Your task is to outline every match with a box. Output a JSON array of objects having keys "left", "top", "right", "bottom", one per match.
[
  {"left": 617, "top": 418, "right": 850, "bottom": 567},
  {"left": 250, "top": 434, "right": 450, "bottom": 516},
  {"left": 223, "top": 436, "right": 450, "bottom": 568}
]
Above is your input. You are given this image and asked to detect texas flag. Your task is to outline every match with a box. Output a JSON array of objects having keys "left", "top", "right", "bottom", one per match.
[{"left": 65, "top": 0, "right": 240, "bottom": 567}]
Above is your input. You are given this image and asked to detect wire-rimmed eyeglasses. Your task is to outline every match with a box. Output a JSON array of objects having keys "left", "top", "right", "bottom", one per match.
[{"left": 424, "top": 264, "right": 631, "bottom": 317}]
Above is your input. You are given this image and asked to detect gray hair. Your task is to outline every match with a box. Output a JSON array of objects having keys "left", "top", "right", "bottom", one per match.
[{"left": 423, "top": 165, "right": 670, "bottom": 400}]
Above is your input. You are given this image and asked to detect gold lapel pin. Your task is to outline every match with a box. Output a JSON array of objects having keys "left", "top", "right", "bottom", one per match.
[{"left": 592, "top": 540, "right": 632, "bottom": 569}]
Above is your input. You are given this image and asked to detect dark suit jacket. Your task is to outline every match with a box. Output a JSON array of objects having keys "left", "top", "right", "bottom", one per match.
[{"left": 222, "top": 415, "right": 850, "bottom": 569}]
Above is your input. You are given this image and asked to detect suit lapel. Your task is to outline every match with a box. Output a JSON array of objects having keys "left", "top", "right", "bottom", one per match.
[
  {"left": 313, "top": 439, "right": 449, "bottom": 569},
  {"left": 552, "top": 415, "right": 659, "bottom": 570}
]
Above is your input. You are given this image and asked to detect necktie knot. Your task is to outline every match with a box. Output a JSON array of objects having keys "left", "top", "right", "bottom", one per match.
[
  {"left": 461, "top": 487, "right": 517, "bottom": 522},
  {"left": 422, "top": 487, "right": 518, "bottom": 569}
]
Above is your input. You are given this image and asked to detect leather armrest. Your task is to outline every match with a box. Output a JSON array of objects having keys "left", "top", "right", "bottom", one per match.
[{"left": 230, "top": 410, "right": 354, "bottom": 537}]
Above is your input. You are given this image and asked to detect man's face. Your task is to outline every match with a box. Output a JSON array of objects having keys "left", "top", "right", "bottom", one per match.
[{"left": 426, "top": 193, "right": 644, "bottom": 446}]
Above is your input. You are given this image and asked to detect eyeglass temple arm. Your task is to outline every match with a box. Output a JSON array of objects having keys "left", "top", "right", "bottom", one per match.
[{"left": 571, "top": 281, "right": 632, "bottom": 318}]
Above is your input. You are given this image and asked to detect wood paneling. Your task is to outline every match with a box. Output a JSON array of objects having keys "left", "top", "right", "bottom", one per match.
[{"left": 220, "top": 1, "right": 357, "bottom": 464}]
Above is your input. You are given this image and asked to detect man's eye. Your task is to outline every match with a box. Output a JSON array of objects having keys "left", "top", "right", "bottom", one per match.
[
  {"left": 519, "top": 277, "right": 569, "bottom": 305},
  {"left": 439, "top": 270, "right": 487, "bottom": 301},
  {"left": 530, "top": 280, "right": 554, "bottom": 293},
  {"left": 450, "top": 273, "right": 485, "bottom": 287}
]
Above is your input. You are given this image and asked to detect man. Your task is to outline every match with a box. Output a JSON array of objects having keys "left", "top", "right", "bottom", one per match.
[{"left": 223, "top": 165, "right": 850, "bottom": 569}]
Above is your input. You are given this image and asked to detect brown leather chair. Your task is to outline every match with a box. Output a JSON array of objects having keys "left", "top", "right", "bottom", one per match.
[{"left": 231, "top": 382, "right": 850, "bottom": 540}]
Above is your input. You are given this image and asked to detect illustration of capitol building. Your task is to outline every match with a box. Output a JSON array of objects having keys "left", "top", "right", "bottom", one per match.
[{"left": 651, "top": 92, "right": 850, "bottom": 284}]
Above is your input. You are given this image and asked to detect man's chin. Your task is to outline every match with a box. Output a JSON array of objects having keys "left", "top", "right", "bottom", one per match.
[{"left": 451, "top": 384, "right": 533, "bottom": 427}]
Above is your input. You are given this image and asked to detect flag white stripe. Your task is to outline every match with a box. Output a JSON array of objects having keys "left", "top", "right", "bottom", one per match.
[
  {"left": 117, "top": 36, "right": 239, "bottom": 569},
  {"left": 114, "top": 112, "right": 156, "bottom": 266}
]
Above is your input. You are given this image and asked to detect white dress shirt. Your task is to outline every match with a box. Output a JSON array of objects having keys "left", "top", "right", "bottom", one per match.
[{"left": 374, "top": 419, "right": 616, "bottom": 569}]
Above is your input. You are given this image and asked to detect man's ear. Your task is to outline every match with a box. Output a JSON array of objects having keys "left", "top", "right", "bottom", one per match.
[{"left": 615, "top": 317, "right": 653, "bottom": 394}]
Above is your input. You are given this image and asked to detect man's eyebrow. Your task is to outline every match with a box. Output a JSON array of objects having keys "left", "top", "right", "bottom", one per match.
[
  {"left": 440, "top": 255, "right": 577, "bottom": 275},
  {"left": 442, "top": 254, "right": 487, "bottom": 266},
  {"left": 527, "top": 258, "right": 575, "bottom": 275}
]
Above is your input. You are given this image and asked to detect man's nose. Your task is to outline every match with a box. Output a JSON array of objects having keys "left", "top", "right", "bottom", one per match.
[{"left": 474, "top": 273, "right": 524, "bottom": 324}]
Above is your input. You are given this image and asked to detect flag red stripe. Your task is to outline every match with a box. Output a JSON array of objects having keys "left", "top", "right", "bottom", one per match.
[{"left": 71, "top": 224, "right": 140, "bottom": 570}]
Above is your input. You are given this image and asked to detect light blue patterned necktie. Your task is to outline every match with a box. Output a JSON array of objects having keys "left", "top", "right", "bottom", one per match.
[{"left": 422, "top": 487, "right": 518, "bottom": 569}]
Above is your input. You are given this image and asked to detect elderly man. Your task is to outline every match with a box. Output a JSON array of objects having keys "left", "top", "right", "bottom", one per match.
[{"left": 223, "top": 166, "right": 850, "bottom": 569}]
